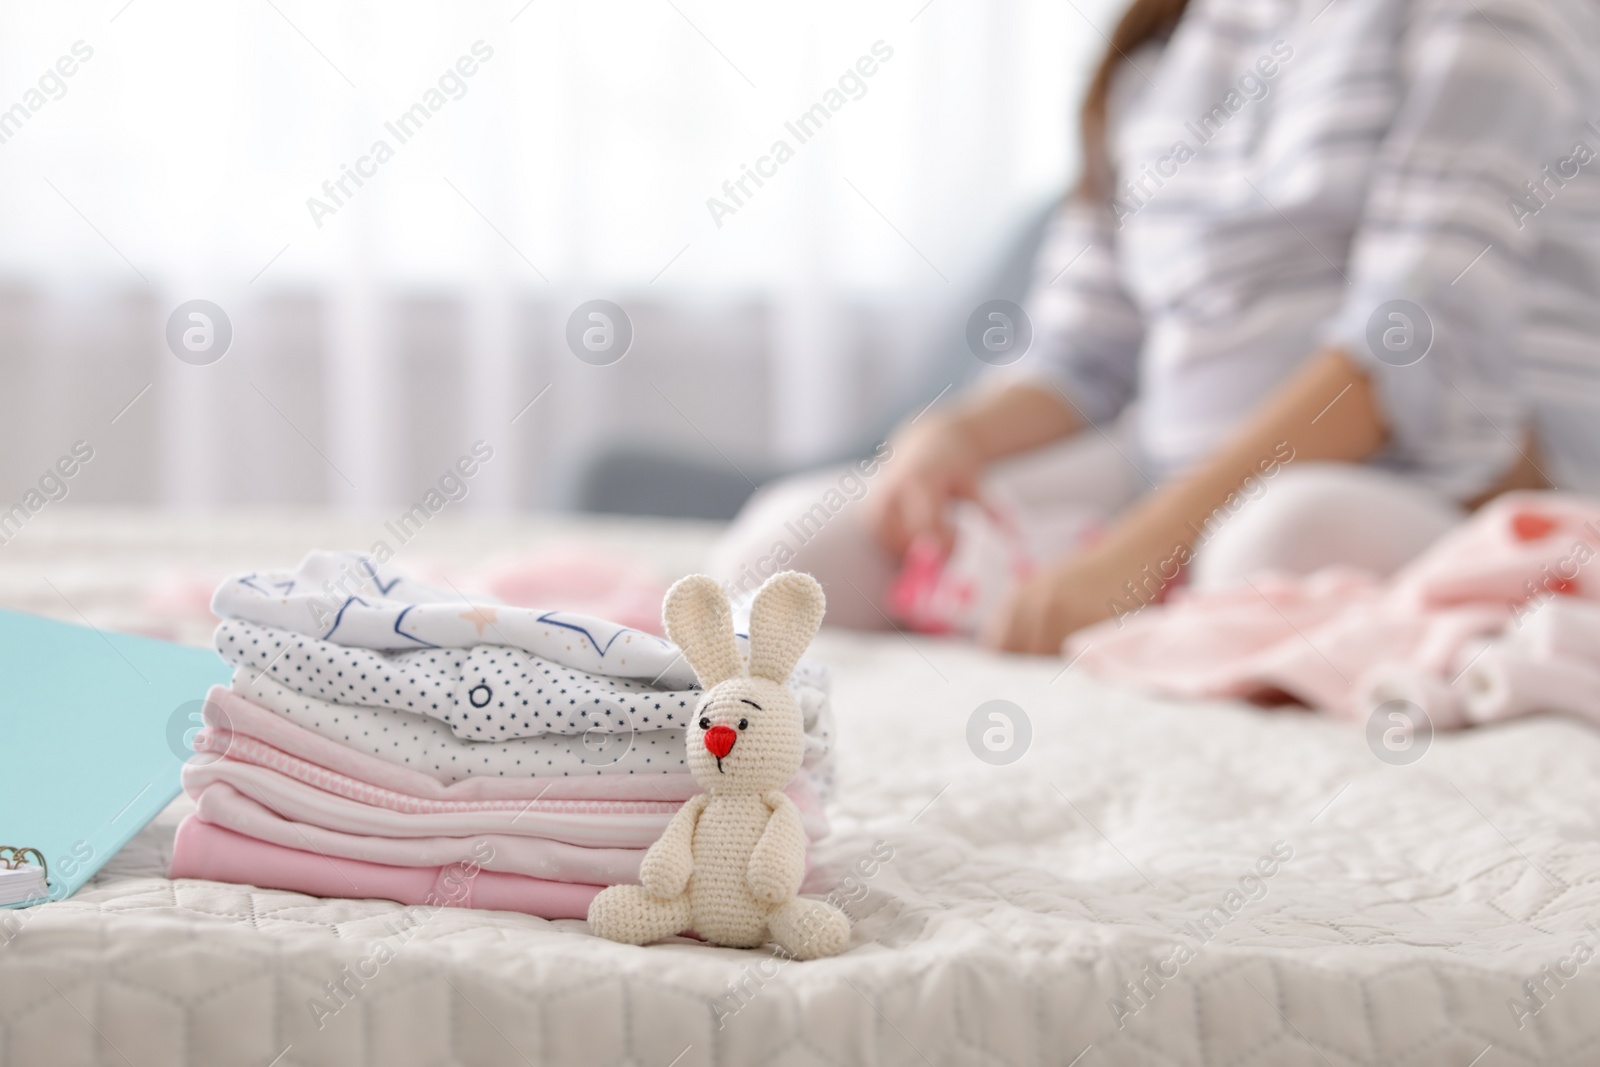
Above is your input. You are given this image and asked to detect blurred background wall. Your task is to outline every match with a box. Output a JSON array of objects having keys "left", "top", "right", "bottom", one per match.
[{"left": 0, "top": 0, "right": 1118, "bottom": 518}]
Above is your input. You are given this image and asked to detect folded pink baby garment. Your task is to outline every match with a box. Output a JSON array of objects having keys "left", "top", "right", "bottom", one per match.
[
  {"left": 169, "top": 817, "right": 602, "bottom": 919},
  {"left": 184, "top": 751, "right": 682, "bottom": 849},
  {"left": 192, "top": 783, "right": 645, "bottom": 884},
  {"left": 227, "top": 667, "right": 838, "bottom": 798},
  {"left": 202, "top": 685, "right": 706, "bottom": 801},
  {"left": 196, "top": 687, "right": 832, "bottom": 838},
  {"left": 1069, "top": 492, "right": 1600, "bottom": 725}
]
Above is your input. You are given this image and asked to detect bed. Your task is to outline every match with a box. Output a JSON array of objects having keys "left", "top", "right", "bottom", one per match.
[{"left": 3, "top": 508, "right": 1599, "bottom": 1067}]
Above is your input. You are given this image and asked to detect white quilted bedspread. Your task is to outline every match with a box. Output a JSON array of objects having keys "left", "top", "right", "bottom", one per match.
[{"left": 4, "top": 511, "right": 1600, "bottom": 1067}]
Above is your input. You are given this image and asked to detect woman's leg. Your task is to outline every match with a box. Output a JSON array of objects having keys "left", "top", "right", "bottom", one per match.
[
  {"left": 709, "top": 466, "right": 899, "bottom": 629},
  {"left": 708, "top": 429, "right": 1147, "bottom": 630},
  {"left": 1189, "top": 463, "right": 1465, "bottom": 591}
]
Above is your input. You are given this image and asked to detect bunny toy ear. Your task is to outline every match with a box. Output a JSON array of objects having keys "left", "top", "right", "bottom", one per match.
[
  {"left": 747, "top": 571, "right": 826, "bottom": 683},
  {"left": 663, "top": 575, "right": 744, "bottom": 688}
]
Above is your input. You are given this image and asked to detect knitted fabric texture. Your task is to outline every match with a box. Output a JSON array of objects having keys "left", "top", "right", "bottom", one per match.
[{"left": 587, "top": 572, "right": 851, "bottom": 959}]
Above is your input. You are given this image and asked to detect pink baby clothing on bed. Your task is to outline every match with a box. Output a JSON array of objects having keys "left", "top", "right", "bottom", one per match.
[
  {"left": 228, "top": 667, "right": 838, "bottom": 798},
  {"left": 184, "top": 750, "right": 683, "bottom": 849},
  {"left": 196, "top": 686, "right": 833, "bottom": 837},
  {"left": 1069, "top": 492, "right": 1600, "bottom": 725},
  {"left": 200, "top": 686, "right": 701, "bottom": 801},
  {"left": 233, "top": 668, "right": 700, "bottom": 781},
  {"left": 169, "top": 817, "right": 602, "bottom": 919},
  {"left": 192, "top": 783, "right": 645, "bottom": 884}
]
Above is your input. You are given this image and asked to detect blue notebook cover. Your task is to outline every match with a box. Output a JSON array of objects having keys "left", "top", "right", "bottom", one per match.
[{"left": 0, "top": 607, "right": 231, "bottom": 907}]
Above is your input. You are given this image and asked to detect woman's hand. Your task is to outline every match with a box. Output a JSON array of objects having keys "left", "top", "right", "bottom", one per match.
[
  {"left": 870, "top": 383, "right": 1082, "bottom": 558},
  {"left": 983, "top": 350, "right": 1389, "bottom": 655},
  {"left": 869, "top": 412, "right": 986, "bottom": 557},
  {"left": 983, "top": 542, "right": 1150, "bottom": 654}
]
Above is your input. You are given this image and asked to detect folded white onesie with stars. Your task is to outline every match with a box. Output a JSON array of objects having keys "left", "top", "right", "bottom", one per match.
[{"left": 211, "top": 550, "right": 700, "bottom": 688}]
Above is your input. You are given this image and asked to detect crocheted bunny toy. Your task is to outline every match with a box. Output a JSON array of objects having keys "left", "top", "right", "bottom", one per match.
[{"left": 587, "top": 571, "right": 851, "bottom": 959}]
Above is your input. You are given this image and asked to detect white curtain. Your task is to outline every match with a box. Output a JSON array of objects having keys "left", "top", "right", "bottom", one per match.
[{"left": 0, "top": 0, "right": 1120, "bottom": 512}]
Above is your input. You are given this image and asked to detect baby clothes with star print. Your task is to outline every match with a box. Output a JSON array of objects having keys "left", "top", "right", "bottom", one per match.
[
  {"left": 210, "top": 550, "right": 699, "bottom": 690},
  {"left": 216, "top": 619, "right": 696, "bottom": 740}
]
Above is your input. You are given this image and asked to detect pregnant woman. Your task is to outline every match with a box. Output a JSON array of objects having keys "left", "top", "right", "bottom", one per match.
[{"left": 714, "top": 0, "right": 1600, "bottom": 654}]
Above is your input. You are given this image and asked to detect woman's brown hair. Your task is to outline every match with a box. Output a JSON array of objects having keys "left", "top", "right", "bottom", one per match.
[{"left": 1078, "top": 0, "right": 1192, "bottom": 200}]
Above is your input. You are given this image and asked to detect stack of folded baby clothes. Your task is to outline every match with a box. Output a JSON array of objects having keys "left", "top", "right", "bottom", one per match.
[{"left": 168, "top": 551, "right": 835, "bottom": 918}]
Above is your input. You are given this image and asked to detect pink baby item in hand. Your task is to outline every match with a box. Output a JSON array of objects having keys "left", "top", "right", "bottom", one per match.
[
  {"left": 888, "top": 500, "right": 1102, "bottom": 636},
  {"left": 888, "top": 504, "right": 1027, "bottom": 635}
]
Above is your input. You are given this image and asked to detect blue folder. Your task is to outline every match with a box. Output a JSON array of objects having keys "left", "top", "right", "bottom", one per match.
[{"left": 0, "top": 607, "right": 231, "bottom": 907}]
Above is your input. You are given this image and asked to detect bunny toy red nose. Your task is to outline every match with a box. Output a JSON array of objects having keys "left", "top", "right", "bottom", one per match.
[{"left": 703, "top": 725, "right": 738, "bottom": 759}]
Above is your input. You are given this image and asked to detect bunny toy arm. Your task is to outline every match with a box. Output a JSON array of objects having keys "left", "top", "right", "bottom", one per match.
[
  {"left": 639, "top": 792, "right": 710, "bottom": 899},
  {"left": 747, "top": 790, "right": 808, "bottom": 905}
]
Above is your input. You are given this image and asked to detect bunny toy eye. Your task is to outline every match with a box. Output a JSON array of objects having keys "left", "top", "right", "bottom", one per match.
[
  {"left": 698, "top": 716, "right": 710, "bottom": 730},
  {"left": 738, "top": 718, "right": 748, "bottom": 730}
]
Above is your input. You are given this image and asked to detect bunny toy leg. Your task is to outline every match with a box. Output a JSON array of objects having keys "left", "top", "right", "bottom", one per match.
[
  {"left": 588, "top": 885, "right": 693, "bottom": 946},
  {"left": 590, "top": 792, "right": 708, "bottom": 946},
  {"left": 767, "top": 897, "right": 851, "bottom": 960}
]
